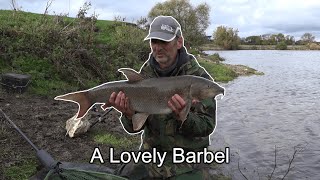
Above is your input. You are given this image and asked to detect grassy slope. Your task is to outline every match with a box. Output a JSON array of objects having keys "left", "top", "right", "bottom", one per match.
[
  {"left": 0, "top": 10, "right": 115, "bottom": 96},
  {"left": 0, "top": 10, "right": 250, "bottom": 97},
  {"left": 200, "top": 43, "right": 311, "bottom": 50}
]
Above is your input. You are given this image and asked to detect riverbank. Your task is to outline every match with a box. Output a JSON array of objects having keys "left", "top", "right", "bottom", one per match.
[
  {"left": 197, "top": 52, "right": 264, "bottom": 82},
  {"left": 0, "top": 90, "right": 140, "bottom": 179},
  {"left": 0, "top": 56, "right": 260, "bottom": 180},
  {"left": 200, "top": 44, "right": 315, "bottom": 51},
  {"left": 0, "top": 88, "right": 230, "bottom": 180}
]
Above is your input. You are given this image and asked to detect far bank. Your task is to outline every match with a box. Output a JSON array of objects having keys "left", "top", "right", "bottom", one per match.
[{"left": 200, "top": 44, "right": 320, "bottom": 51}]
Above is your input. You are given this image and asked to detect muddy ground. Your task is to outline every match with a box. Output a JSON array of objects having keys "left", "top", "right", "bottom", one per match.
[{"left": 0, "top": 89, "right": 142, "bottom": 179}]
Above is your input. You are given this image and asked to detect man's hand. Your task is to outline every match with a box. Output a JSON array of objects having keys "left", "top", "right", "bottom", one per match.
[
  {"left": 105, "top": 91, "right": 135, "bottom": 119},
  {"left": 168, "top": 94, "right": 199, "bottom": 121}
]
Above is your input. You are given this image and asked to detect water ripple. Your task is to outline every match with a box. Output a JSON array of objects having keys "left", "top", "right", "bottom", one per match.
[{"left": 208, "top": 50, "right": 320, "bottom": 179}]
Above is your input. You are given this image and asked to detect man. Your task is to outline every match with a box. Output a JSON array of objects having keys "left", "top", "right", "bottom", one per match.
[{"left": 109, "top": 16, "right": 217, "bottom": 179}]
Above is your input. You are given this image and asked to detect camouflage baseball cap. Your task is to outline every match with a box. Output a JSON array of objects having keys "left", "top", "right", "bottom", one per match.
[{"left": 144, "top": 16, "right": 182, "bottom": 42}]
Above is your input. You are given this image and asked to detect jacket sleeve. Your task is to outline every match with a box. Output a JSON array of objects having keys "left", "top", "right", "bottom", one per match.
[
  {"left": 120, "top": 115, "right": 144, "bottom": 134},
  {"left": 179, "top": 95, "right": 217, "bottom": 137}
]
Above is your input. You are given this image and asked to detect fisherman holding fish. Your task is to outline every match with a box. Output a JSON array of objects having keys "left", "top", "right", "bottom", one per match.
[
  {"left": 109, "top": 16, "right": 222, "bottom": 179},
  {"left": 55, "top": 15, "right": 224, "bottom": 179}
]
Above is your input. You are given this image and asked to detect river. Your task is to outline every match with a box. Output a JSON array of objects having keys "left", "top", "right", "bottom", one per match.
[{"left": 206, "top": 50, "right": 320, "bottom": 179}]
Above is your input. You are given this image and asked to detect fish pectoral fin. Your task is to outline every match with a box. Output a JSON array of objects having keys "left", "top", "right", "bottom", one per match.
[
  {"left": 179, "top": 88, "right": 193, "bottom": 123},
  {"left": 132, "top": 113, "right": 149, "bottom": 131},
  {"left": 118, "top": 68, "right": 146, "bottom": 82},
  {"left": 179, "top": 100, "right": 192, "bottom": 124}
]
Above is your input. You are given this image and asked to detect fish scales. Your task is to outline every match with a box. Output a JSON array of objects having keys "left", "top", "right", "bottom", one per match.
[{"left": 88, "top": 78, "right": 191, "bottom": 114}]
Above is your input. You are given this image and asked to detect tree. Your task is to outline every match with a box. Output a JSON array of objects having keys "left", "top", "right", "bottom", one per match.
[
  {"left": 276, "top": 33, "right": 285, "bottom": 43},
  {"left": 244, "top": 36, "right": 262, "bottom": 45},
  {"left": 136, "top": 17, "right": 149, "bottom": 30},
  {"left": 10, "top": 0, "right": 21, "bottom": 11},
  {"left": 301, "top": 33, "right": 315, "bottom": 44},
  {"left": 285, "top": 35, "right": 295, "bottom": 45},
  {"left": 270, "top": 34, "right": 278, "bottom": 45},
  {"left": 261, "top": 34, "right": 272, "bottom": 45},
  {"left": 148, "top": 0, "right": 210, "bottom": 46},
  {"left": 213, "top": 26, "right": 240, "bottom": 50}
]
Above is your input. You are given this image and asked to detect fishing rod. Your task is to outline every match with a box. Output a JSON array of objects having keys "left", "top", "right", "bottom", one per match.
[
  {"left": 0, "top": 108, "right": 120, "bottom": 179},
  {"left": 0, "top": 108, "right": 39, "bottom": 151},
  {"left": 90, "top": 107, "right": 113, "bottom": 128},
  {"left": 0, "top": 108, "right": 58, "bottom": 169},
  {"left": 0, "top": 107, "right": 114, "bottom": 168}
]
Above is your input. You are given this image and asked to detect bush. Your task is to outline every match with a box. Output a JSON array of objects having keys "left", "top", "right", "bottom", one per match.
[
  {"left": 0, "top": 10, "right": 104, "bottom": 88},
  {"left": 188, "top": 48, "right": 202, "bottom": 56},
  {"left": 0, "top": 9, "right": 150, "bottom": 95},
  {"left": 307, "top": 43, "right": 320, "bottom": 50},
  {"left": 108, "top": 22, "right": 149, "bottom": 71},
  {"left": 207, "top": 53, "right": 225, "bottom": 62},
  {"left": 276, "top": 41, "right": 287, "bottom": 50}
]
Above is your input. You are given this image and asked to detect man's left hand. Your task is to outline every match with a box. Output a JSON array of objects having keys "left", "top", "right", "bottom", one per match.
[{"left": 168, "top": 94, "right": 199, "bottom": 121}]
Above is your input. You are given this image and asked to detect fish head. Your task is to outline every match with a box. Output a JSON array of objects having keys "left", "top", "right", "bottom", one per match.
[{"left": 191, "top": 77, "right": 225, "bottom": 100}]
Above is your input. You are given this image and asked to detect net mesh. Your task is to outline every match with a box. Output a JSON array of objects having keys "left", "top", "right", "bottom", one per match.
[{"left": 44, "top": 168, "right": 128, "bottom": 180}]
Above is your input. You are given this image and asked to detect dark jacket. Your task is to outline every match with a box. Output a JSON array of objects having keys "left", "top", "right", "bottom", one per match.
[{"left": 120, "top": 47, "right": 217, "bottom": 152}]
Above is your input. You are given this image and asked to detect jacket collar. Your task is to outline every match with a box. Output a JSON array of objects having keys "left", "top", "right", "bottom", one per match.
[{"left": 149, "top": 47, "right": 190, "bottom": 77}]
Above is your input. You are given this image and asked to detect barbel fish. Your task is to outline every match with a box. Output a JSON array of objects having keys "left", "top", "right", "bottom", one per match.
[{"left": 54, "top": 68, "right": 224, "bottom": 130}]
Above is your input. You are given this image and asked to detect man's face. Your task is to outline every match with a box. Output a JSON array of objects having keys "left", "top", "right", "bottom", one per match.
[{"left": 150, "top": 37, "right": 183, "bottom": 69}]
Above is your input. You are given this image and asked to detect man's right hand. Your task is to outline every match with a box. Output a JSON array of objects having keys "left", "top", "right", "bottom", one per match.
[{"left": 106, "top": 91, "right": 135, "bottom": 119}]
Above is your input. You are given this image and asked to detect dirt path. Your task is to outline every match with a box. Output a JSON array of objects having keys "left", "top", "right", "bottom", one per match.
[{"left": 0, "top": 90, "right": 140, "bottom": 179}]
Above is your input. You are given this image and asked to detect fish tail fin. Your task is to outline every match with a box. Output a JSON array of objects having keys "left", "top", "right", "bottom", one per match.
[{"left": 54, "top": 91, "right": 93, "bottom": 119}]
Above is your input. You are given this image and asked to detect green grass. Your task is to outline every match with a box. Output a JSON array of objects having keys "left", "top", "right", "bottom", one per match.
[
  {"left": 92, "top": 131, "right": 140, "bottom": 149},
  {"left": 95, "top": 19, "right": 114, "bottom": 28},
  {"left": 0, "top": 10, "right": 150, "bottom": 97},
  {"left": 0, "top": 10, "right": 115, "bottom": 96},
  {"left": 1, "top": 55, "right": 78, "bottom": 96},
  {"left": 95, "top": 19, "right": 114, "bottom": 44},
  {"left": 29, "top": 79, "right": 77, "bottom": 96},
  {"left": 199, "top": 60, "right": 237, "bottom": 82},
  {"left": 4, "top": 159, "right": 38, "bottom": 180},
  {"left": 0, "top": 10, "right": 75, "bottom": 26}
]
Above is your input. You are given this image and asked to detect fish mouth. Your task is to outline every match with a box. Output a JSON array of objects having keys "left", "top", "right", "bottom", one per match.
[
  {"left": 221, "top": 88, "right": 225, "bottom": 96},
  {"left": 217, "top": 87, "right": 225, "bottom": 99}
]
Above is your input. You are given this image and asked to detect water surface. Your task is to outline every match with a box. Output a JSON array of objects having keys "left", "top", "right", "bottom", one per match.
[{"left": 207, "top": 50, "right": 320, "bottom": 179}]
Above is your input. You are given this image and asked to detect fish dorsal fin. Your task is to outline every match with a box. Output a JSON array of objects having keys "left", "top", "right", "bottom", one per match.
[{"left": 118, "top": 68, "right": 146, "bottom": 82}]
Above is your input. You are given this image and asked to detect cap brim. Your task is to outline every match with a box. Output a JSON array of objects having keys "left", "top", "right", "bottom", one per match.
[{"left": 144, "top": 31, "right": 175, "bottom": 42}]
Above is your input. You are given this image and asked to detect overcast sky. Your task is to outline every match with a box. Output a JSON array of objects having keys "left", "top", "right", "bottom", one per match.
[{"left": 1, "top": 0, "right": 320, "bottom": 40}]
